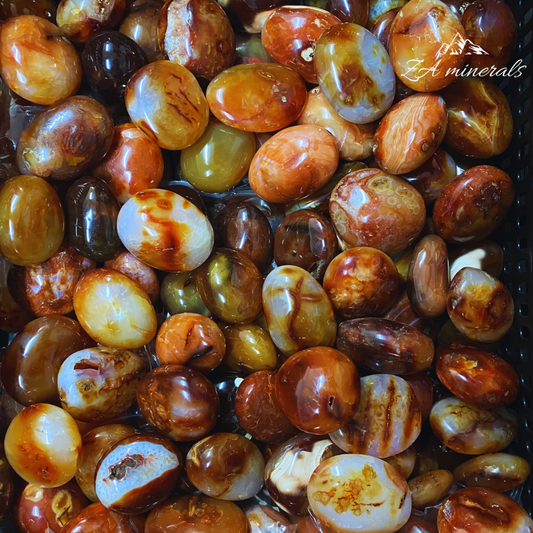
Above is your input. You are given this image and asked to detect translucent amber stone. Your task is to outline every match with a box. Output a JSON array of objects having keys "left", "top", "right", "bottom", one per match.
[{"left": 0, "top": 176, "right": 64, "bottom": 266}]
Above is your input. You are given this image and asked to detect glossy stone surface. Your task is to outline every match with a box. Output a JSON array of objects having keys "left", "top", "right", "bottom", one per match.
[
  {"left": 181, "top": 119, "right": 256, "bottom": 193},
  {"left": 408, "top": 470, "right": 454, "bottom": 509},
  {"left": 117, "top": 189, "right": 214, "bottom": 272},
  {"left": 263, "top": 266, "right": 337, "bottom": 356},
  {"left": 403, "top": 373, "right": 434, "bottom": 422},
  {"left": 374, "top": 93, "right": 448, "bottom": 175},
  {"left": 221, "top": 323, "right": 278, "bottom": 374},
  {"left": 330, "top": 374, "right": 422, "bottom": 458},
  {"left": 308, "top": 454, "right": 411, "bottom": 533},
  {"left": 261, "top": 7, "right": 340, "bottom": 83},
  {"left": 158, "top": 0, "right": 235, "bottom": 80},
  {"left": 57, "top": 347, "right": 145, "bottom": 423},
  {"left": 195, "top": 248, "right": 263, "bottom": 323},
  {"left": 245, "top": 505, "right": 291, "bottom": 533},
  {"left": 73, "top": 268, "right": 158, "bottom": 349},
  {"left": 453, "top": 453, "right": 530, "bottom": 492},
  {"left": 430, "top": 396, "right": 517, "bottom": 454},
  {"left": 407, "top": 235, "right": 448, "bottom": 318},
  {"left": 437, "top": 487, "right": 533, "bottom": 533},
  {"left": 384, "top": 445, "right": 416, "bottom": 479},
  {"left": 449, "top": 240, "right": 503, "bottom": 280},
  {"left": 371, "top": 7, "right": 399, "bottom": 50},
  {"left": 125, "top": 60, "right": 209, "bottom": 150},
  {"left": 186, "top": 433, "right": 264, "bottom": 500},
  {"left": 0, "top": 257, "right": 33, "bottom": 333},
  {"left": 0, "top": 15, "right": 81, "bottom": 105},
  {"left": 235, "top": 371, "right": 297, "bottom": 444},
  {"left": 315, "top": 22, "right": 395, "bottom": 124},
  {"left": 0, "top": 176, "right": 64, "bottom": 266},
  {"left": 56, "top": 0, "right": 126, "bottom": 42},
  {"left": 156, "top": 313, "right": 225, "bottom": 373},
  {"left": 285, "top": 161, "right": 367, "bottom": 216},
  {"left": 4, "top": 403, "right": 82, "bottom": 487},
  {"left": 324, "top": 247, "right": 399, "bottom": 317},
  {"left": 95, "top": 433, "right": 182, "bottom": 514},
  {"left": 441, "top": 78, "right": 513, "bottom": 158},
  {"left": 119, "top": 0, "right": 164, "bottom": 62},
  {"left": 0, "top": 0, "right": 56, "bottom": 20},
  {"left": 436, "top": 343, "right": 519, "bottom": 409},
  {"left": 329, "top": 169, "right": 426, "bottom": 254},
  {"left": 274, "top": 210, "right": 338, "bottom": 280},
  {"left": 76, "top": 424, "right": 138, "bottom": 502},
  {"left": 145, "top": 495, "right": 248, "bottom": 533},
  {"left": 17, "top": 96, "right": 114, "bottom": 181},
  {"left": 93, "top": 124, "right": 163, "bottom": 204},
  {"left": 249, "top": 125, "right": 338, "bottom": 203},
  {"left": 461, "top": 0, "right": 516, "bottom": 70},
  {"left": 1, "top": 316, "right": 94, "bottom": 406},
  {"left": 298, "top": 87, "right": 375, "bottom": 161},
  {"left": 206, "top": 64, "right": 308, "bottom": 133},
  {"left": 104, "top": 250, "right": 160, "bottom": 304},
  {"left": 275, "top": 347, "right": 360, "bottom": 435},
  {"left": 82, "top": 31, "right": 147, "bottom": 102},
  {"left": 212, "top": 372, "right": 246, "bottom": 435},
  {"left": 380, "top": 291, "right": 434, "bottom": 334},
  {"left": 446, "top": 267, "right": 514, "bottom": 343},
  {"left": 264, "top": 433, "right": 342, "bottom": 516},
  {"left": 215, "top": 202, "right": 273, "bottom": 270},
  {"left": 433, "top": 166, "right": 514, "bottom": 243},
  {"left": 337, "top": 318, "right": 434, "bottom": 375},
  {"left": 58, "top": 502, "right": 144, "bottom": 533},
  {"left": 160, "top": 272, "right": 210, "bottom": 316},
  {"left": 402, "top": 148, "right": 457, "bottom": 205},
  {"left": 66, "top": 177, "right": 122, "bottom": 263},
  {"left": 397, "top": 516, "right": 437, "bottom": 533},
  {"left": 136, "top": 365, "right": 219, "bottom": 441},
  {"left": 7, "top": 242, "right": 95, "bottom": 316},
  {"left": 14, "top": 481, "right": 89, "bottom": 533},
  {"left": 389, "top": 0, "right": 466, "bottom": 92}
]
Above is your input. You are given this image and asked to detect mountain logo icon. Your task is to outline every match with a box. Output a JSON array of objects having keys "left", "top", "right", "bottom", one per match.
[{"left": 437, "top": 32, "right": 490, "bottom": 57}]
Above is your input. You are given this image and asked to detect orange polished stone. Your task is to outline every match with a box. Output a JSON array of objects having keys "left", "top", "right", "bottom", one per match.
[
  {"left": 407, "top": 234, "right": 449, "bottom": 319},
  {"left": 125, "top": 61, "right": 209, "bottom": 150},
  {"left": 329, "top": 168, "right": 426, "bottom": 254},
  {"left": 373, "top": 93, "right": 448, "bottom": 175},
  {"left": 437, "top": 487, "right": 533, "bottom": 533},
  {"left": 0, "top": 15, "right": 81, "bottom": 105},
  {"left": 297, "top": 87, "right": 375, "bottom": 161},
  {"left": 402, "top": 148, "right": 457, "bottom": 205},
  {"left": 156, "top": 313, "right": 225, "bottom": 373},
  {"left": 436, "top": 343, "right": 519, "bottom": 409},
  {"left": 158, "top": 0, "right": 235, "bottom": 80},
  {"left": 249, "top": 125, "right": 339, "bottom": 203},
  {"left": 389, "top": 0, "right": 466, "bottom": 92},
  {"left": 441, "top": 78, "right": 513, "bottom": 158},
  {"left": 206, "top": 63, "right": 307, "bottom": 132},
  {"left": 8, "top": 242, "right": 95, "bottom": 317},
  {"left": 433, "top": 166, "right": 514, "bottom": 244},
  {"left": 0, "top": 176, "right": 65, "bottom": 267},
  {"left": 56, "top": 0, "right": 126, "bottom": 42},
  {"left": 60, "top": 502, "right": 143, "bottom": 533},
  {"left": 73, "top": 268, "right": 158, "bottom": 349},
  {"left": 323, "top": 246, "right": 399, "bottom": 318},
  {"left": 261, "top": 6, "right": 341, "bottom": 83},
  {"left": 336, "top": 318, "right": 435, "bottom": 375},
  {"left": 93, "top": 123, "right": 164, "bottom": 204},
  {"left": 275, "top": 347, "right": 360, "bottom": 435}
]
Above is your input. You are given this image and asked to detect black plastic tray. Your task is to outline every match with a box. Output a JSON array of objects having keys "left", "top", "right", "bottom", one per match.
[{"left": 493, "top": 0, "right": 533, "bottom": 515}]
